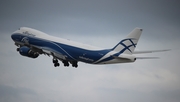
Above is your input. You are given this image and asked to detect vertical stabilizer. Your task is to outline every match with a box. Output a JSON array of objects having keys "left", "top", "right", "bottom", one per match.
[{"left": 112, "top": 28, "right": 143, "bottom": 54}]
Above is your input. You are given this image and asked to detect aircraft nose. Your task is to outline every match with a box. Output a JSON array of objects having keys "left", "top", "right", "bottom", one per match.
[
  {"left": 11, "top": 33, "right": 19, "bottom": 41},
  {"left": 11, "top": 34, "right": 15, "bottom": 40}
]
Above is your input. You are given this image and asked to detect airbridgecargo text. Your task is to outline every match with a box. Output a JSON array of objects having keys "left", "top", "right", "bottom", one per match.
[{"left": 79, "top": 56, "right": 94, "bottom": 62}]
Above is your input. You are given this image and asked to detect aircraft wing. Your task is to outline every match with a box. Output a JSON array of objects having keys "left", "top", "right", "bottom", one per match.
[
  {"left": 31, "top": 45, "right": 67, "bottom": 60},
  {"left": 133, "top": 49, "right": 171, "bottom": 54}
]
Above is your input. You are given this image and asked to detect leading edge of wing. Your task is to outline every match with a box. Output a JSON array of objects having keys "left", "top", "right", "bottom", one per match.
[{"left": 133, "top": 49, "right": 171, "bottom": 54}]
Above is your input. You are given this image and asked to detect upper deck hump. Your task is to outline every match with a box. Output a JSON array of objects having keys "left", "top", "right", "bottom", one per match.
[
  {"left": 20, "top": 27, "right": 104, "bottom": 51},
  {"left": 20, "top": 27, "right": 49, "bottom": 37}
]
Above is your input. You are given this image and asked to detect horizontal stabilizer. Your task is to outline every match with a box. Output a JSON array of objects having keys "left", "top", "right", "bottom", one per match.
[
  {"left": 133, "top": 49, "right": 171, "bottom": 54},
  {"left": 136, "top": 57, "right": 159, "bottom": 59}
]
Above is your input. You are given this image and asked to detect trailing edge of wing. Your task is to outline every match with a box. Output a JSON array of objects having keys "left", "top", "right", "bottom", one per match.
[{"left": 133, "top": 49, "right": 171, "bottom": 54}]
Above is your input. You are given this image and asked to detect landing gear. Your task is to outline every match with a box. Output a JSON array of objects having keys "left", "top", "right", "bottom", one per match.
[
  {"left": 54, "top": 63, "right": 60, "bottom": 67},
  {"left": 62, "top": 60, "right": 78, "bottom": 68},
  {"left": 17, "top": 48, "right": 20, "bottom": 51},
  {"left": 62, "top": 60, "right": 69, "bottom": 67},
  {"left": 53, "top": 58, "right": 60, "bottom": 67},
  {"left": 53, "top": 58, "right": 58, "bottom": 63},
  {"left": 72, "top": 61, "right": 78, "bottom": 68},
  {"left": 52, "top": 59, "right": 78, "bottom": 68}
]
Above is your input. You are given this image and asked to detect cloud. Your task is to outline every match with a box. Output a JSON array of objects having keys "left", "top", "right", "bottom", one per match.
[{"left": 0, "top": 84, "right": 39, "bottom": 102}]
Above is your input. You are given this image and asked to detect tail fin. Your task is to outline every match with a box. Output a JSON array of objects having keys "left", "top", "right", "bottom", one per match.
[{"left": 112, "top": 28, "right": 143, "bottom": 54}]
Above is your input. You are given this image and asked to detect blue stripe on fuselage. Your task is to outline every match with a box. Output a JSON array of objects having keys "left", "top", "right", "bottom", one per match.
[
  {"left": 57, "top": 43, "right": 110, "bottom": 63},
  {"left": 12, "top": 33, "right": 111, "bottom": 63}
]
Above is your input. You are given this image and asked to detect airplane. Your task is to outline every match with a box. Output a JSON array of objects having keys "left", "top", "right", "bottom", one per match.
[{"left": 11, "top": 27, "right": 169, "bottom": 68}]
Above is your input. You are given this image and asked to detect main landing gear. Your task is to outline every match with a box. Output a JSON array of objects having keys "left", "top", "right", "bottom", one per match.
[
  {"left": 53, "top": 59, "right": 60, "bottom": 67},
  {"left": 72, "top": 61, "right": 78, "bottom": 68},
  {"left": 52, "top": 58, "right": 78, "bottom": 68},
  {"left": 62, "top": 60, "right": 69, "bottom": 67}
]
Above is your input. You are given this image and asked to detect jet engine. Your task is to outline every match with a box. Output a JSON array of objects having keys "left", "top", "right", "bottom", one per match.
[{"left": 18, "top": 46, "right": 39, "bottom": 58}]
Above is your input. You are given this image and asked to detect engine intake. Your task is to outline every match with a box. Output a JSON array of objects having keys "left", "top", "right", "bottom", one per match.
[{"left": 18, "top": 46, "right": 39, "bottom": 58}]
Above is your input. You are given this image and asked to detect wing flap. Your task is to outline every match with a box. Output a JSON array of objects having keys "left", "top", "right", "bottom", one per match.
[{"left": 31, "top": 45, "right": 67, "bottom": 60}]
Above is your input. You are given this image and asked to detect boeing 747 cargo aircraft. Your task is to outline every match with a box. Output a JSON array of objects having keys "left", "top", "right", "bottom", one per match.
[{"left": 11, "top": 27, "right": 169, "bottom": 68}]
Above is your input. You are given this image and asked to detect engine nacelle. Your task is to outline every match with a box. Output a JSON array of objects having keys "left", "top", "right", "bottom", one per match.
[{"left": 19, "top": 46, "right": 39, "bottom": 58}]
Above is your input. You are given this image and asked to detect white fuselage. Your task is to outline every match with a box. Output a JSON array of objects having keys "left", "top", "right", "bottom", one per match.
[{"left": 11, "top": 27, "right": 136, "bottom": 65}]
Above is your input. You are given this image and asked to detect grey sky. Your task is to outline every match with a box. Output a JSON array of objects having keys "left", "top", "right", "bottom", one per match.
[{"left": 0, "top": 0, "right": 180, "bottom": 102}]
